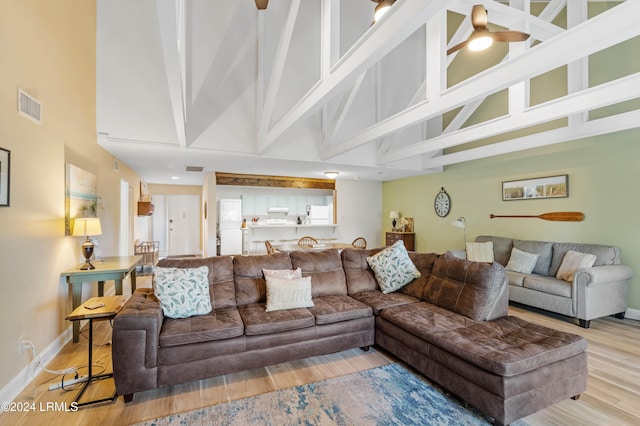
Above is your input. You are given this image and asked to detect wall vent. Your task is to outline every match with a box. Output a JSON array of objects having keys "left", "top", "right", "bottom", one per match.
[
  {"left": 18, "top": 88, "right": 42, "bottom": 124},
  {"left": 186, "top": 166, "right": 204, "bottom": 172}
]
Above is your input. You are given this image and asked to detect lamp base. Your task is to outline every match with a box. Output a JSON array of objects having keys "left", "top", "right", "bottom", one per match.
[{"left": 80, "top": 238, "right": 95, "bottom": 270}]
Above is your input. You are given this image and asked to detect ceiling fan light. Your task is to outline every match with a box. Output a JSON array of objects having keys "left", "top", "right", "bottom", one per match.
[
  {"left": 374, "top": 0, "right": 395, "bottom": 22},
  {"left": 468, "top": 34, "right": 493, "bottom": 52}
]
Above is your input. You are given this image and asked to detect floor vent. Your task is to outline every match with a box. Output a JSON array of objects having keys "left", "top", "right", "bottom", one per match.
[
  {"left": 186, "top": 166, "right": 204, "bottom": 172},
  {"left": 18, "top": 89, "right": 42, "bottom": 124}
]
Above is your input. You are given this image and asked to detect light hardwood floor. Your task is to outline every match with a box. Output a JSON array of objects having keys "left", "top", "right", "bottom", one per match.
[{"left": 2, "top": 282, "right": 639, "bottom": 425}]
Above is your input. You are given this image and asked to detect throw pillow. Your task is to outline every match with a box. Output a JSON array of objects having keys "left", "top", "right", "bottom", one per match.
[
  {"left": 505, "top": 247, "right": 540, "bottom": 274},
  {"left": 367, "top": 240, "right": 421, "bottom": 294},
  {"left": 465, "top": 241, "right": 494, "bottom": 262},
  {"left": 556, "top": 250, "right": 597, "bottom": 282},
  {"left": 262, "top": 267, "right": 303, "bottom": 280},
  {"left": 265, "top": 276, "right": 314, "bottom": 312},
  {"left": 153, "top": 266, "right": 212, "bottom": 319}
]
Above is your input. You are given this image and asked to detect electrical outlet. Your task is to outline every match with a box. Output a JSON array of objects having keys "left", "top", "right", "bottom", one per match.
[{"left": 18, "top": 335, "right": 26, "bottom": 355}]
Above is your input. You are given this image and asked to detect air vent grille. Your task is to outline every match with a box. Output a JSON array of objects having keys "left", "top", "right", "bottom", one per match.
[
  {"left": 186, "top": 166, "right": 204, "bottom": 172},
  {"left": 18, "top": 89, "right": 42, "bottom": 124}
]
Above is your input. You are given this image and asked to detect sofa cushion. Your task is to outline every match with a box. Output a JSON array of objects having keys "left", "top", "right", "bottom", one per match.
[
  {"left": 342, "top": 248, "right": 378, "bottom": 294},
  {"left": 523, "top": 275, "right": 572, "bottom": 298},
  {"left": 380, "top": 302, "right": 477, "bottom": 336},
  {"left": 555, "top": 250, "right": 597, "bottom": 282},
  {"left": 233, "top": 252, "right": 293, "bottom": 306},
  {"left": 158, "top": 306, "right": 244, "bottom": 347},
  {"left": 157, "top": 256, "right": 236, "bottom": 309},
  {"left": 290, "top": 249, "right": 348, "bottom": 297},
  {"left": 505, "top": 271, "right": 526, "bottom": 287},
  {"left": 400, "top": 252, "right": 439, "bottom": 299},
  {"left": 549, "top": 243, "right": 619, "bottom": 277},
  {"left": 265, "top": 276, "right": 314, "bottom": 312},
  {"left": 505, "top": 247, "right": 539, "bottom": 274},
  {"left": 422, "top": 252, "right": 507, "bottom": 321},
  {"left": 153, "top": 266, "right": 212, "bottom": 319},
  {"left": 237, "top": 303, "right": 315, "bottom": 336},
  {"left": 308, "top": 295, "right": 372, "bottom": 325},
  {"left": 350, "top": 291, "right": 420, "bottom": 315},
  {"left": 367, "top": 241, "right": 421, "bottom": 294},
  {"left": 427, "top": 316, "right": 588, "bottom": 376},
  {"left": 475, "top": 235, "right": 514, "bottom": 266},
  {"left": 514, "top": 240, "right": 553, "bottom": 275},
  {"left": 465, "top": 241, "right": 494, "bottom": 262}
]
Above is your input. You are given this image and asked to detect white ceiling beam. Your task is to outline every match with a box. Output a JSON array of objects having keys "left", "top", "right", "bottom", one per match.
[
  {"left": 321, "top": 0, "right": 339, "bottom": 78},
  {"left": 322, "top": 0, "right": 640, "bottom": 161},
  {"left": 156, "top": 0, "right": 187, "bottom": 148},
  {"left": 381, "top": 72, "right": 640, "bottom": 163},
  {"left": 257, "top": 0, "right": 301, "bottom": 143},
  {"left": 423, "top": 108, "right": 640, "bottom": 168},
  {"left": 322, "top": 72, "right": 367, "bottom": 150},
  {"left": 259, "top": 0, "right": 451, "bottom": 153},
  {"left": 567, "top": 0, "right": 588, "bottom": 127},
  {"left": 256, "top": 10, "right": 265, "bottom": 138}
]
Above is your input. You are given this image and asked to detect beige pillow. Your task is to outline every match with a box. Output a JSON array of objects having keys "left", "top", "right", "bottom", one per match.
[
  {"left": 465, "top": 242, "right": 494, "bottom": 262},
  {"left": 556, "top": 250, "right": 597, "bottom": 282},
  {"left": 265, "top": 276, "right": 314, "bottom": 312},
  {"left": 263, "top": 268, "right": 302, "bottom": 280}
]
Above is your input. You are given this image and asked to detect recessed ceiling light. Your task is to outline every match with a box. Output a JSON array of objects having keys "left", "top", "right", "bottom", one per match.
[{"left": 171, "top": 176, "right": 180, "bottom": 180}]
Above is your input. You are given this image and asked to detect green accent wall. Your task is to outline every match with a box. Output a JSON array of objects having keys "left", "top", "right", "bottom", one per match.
[{"left": 383, "top": 131, "right": 640, "bottom": 310}]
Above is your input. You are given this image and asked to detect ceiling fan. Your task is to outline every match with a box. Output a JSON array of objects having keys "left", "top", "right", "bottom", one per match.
[
  {"left": 255, "top": 0, "right": 268, "bottom": 10},
  {"left": 447, "top": 4, "right": 530, "bottom": 55}
]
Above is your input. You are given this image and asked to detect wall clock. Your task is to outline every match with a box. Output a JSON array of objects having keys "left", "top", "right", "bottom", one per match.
[{"left": 434, "top": 187, "right": 451, "bottom": 217}]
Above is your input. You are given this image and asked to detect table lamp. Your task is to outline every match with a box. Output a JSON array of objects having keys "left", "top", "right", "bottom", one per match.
[
  {"left": 389, "top": 211, "right": 400, "bottom": 231},
  {"left": 72, "top": 218, "right": 102, "bottom": 270}
]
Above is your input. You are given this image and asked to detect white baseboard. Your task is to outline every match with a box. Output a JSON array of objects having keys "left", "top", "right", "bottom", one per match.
[
  {"left": 0, "top": 286, "right": 117, "bottom": 403},
  {"left": 625, "top": 307, "right": 640, "bottom": 321},
  {"left": 0, "top": 328, "right": 72, "bottom": 404}
]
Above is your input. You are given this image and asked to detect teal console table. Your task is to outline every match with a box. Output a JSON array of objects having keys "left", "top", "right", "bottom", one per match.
[{"left": 61, "top": 255, "right": 141, "bottom": 342}]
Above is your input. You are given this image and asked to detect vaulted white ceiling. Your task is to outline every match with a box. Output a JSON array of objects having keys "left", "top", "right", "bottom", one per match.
[{"left": 96, "top": 0, "right": 640, "bottom": 185}]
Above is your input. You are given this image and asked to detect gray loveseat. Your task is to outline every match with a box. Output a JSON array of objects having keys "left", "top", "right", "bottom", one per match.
[{"left": 476, "top": 235, "right": 633, "bottom": 328}]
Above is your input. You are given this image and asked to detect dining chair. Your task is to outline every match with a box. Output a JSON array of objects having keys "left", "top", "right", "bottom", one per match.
[
  {"left": 297, "top": 236, "right": 318, "bottom": 247},
  {"left": 351, "top": 237, "right": 367, "bottom": 249},
  {"left": 265, "top": 240, "right": 276, "bottom": 255}
]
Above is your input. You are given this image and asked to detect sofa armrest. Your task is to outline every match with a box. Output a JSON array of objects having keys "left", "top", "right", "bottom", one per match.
[
  {"left": 112, "top": 288, "right": 163, "bottom": 397},
  {"left": 573, "top": 264, "right": 633, "bottom": 321}
]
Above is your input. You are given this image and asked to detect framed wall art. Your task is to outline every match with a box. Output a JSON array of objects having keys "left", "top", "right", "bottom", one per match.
[
  {"left": 0, "top": 148, "right": 10, "bottom": 207},
  {"left": 502, "top": 174, "right": 568, "bottom": 201},
  {"left": 65, "top": 163, "right": 97, "bottom": 235}
]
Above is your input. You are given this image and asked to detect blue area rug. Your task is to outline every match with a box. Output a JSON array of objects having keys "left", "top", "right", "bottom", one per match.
[{"left": 137, "top": 363, "right": 527, "bottom": 425}]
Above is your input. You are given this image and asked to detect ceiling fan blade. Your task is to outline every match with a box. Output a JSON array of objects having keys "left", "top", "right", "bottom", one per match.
[
  {"left": 255, "top": 0, "right": 268, "bottom": 10},
  {"left": 492, "top": 30, "right": 530, "bottom": 43},
  {"left": 447, "top": 39, "right": 470, "bottom": 55},
  {"left": 471, "top": 5, "right": 488, "bottom": 30}
]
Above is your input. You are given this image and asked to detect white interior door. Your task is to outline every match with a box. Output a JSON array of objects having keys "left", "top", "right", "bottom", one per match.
[{"left": 168, "top": 194, "right": 201, "bottom": 257}]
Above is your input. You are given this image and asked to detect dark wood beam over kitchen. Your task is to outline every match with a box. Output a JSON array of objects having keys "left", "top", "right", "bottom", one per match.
[{"left": 215, "top": 172, "right": 336, "bottom": 190}]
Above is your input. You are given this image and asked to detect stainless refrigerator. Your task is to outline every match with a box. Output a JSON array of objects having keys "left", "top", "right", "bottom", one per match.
[{"left": 218, "top": 199, "right": 243, "bottom": 255}]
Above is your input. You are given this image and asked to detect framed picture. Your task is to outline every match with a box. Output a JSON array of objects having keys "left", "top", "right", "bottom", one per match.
[
  {"left": 502, "top": 174, "right": 568, "bottom": 201},
  {"left": 0, "top": 148, "right": 10, "bottom": 207},
  {"left": 65, "top": 163, "right": 98, "bottom": 235}
]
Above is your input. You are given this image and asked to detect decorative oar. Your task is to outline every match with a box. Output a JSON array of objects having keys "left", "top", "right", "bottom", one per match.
[{"left": 490, "top": 212, "right": 585, "bottom": 222}]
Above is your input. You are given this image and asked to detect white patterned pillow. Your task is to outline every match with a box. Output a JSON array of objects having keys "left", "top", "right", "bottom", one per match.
[
  {"left": 153, "top": 266, "right": 212, "bottom": 319},
  {"left": 556, "top": 250, "right": 597, "bottom": 282},
  {"left": 465, "top": 242, "right": 494, "bottom": 262},
  {"left": 265, "top": 276, "right": 314, "bottom": 312},
  {"left": 505, "top": 247, "right": 539, "bottom": 274},
  {"left": 367, "top": 240, "right": 421, "bottom": 294}
]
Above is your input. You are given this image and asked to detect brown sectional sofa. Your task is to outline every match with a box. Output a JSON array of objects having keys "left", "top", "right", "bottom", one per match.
[{"left": 112, "top": 248, "right": 587, "bottom": 425}]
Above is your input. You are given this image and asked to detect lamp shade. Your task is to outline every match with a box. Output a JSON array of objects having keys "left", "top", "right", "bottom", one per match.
[
  {"left": 389, "top": 211, "right": 400, "bottom": 219},
  {"left": 72, "top": 218, "right": 102, "bottom": 237}
]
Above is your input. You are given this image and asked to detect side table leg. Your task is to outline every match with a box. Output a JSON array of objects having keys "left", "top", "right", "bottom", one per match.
[
  {"left": 71, "top": 282, "right": 82, "bottom": 343},
  {"left": 98, "top": 281, "right": 105, "bottom": 297},
  {"left": 130, "top": 269, "right": 137, "bottom": 294}
]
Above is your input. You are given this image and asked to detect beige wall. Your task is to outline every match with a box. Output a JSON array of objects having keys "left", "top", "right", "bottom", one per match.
[
  {"left": 0, "top": 0, "right": 143, "bottom": 398},
  {"left": 382, "top": 132, "right": 640, "bottom": 311}
]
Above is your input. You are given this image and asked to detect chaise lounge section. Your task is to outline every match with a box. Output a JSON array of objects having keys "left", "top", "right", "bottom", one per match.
[{"left": 112, "top": 247, "right": 587, "bottom": 425}]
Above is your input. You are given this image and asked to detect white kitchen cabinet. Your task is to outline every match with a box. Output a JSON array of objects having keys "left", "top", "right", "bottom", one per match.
[
  {"left": 255, "top": 195, "right": 269, "bottom": 215},
  {"left": 242, "top": 195, "right": 255, "bottom": 216}
]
